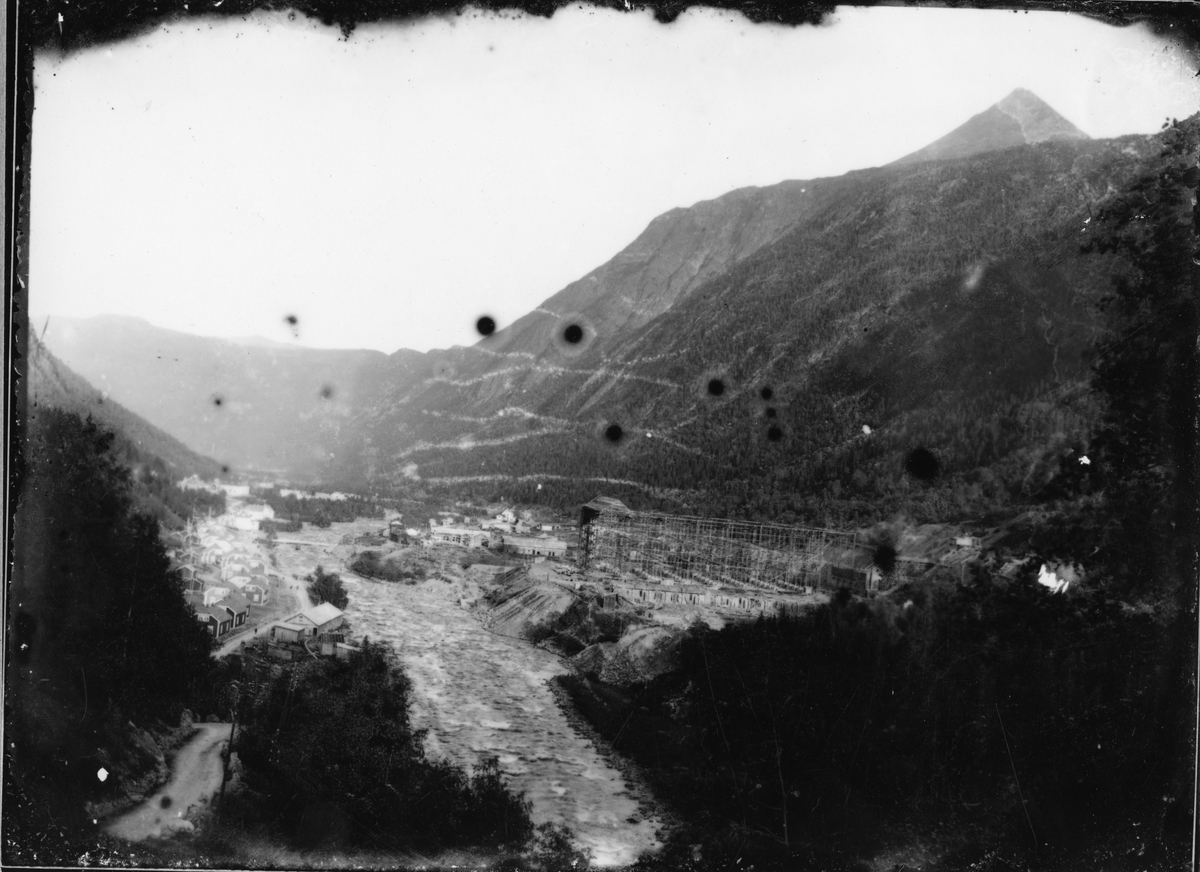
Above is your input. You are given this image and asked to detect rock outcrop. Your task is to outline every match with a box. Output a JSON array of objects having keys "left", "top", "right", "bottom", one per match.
[
  {"left": 572, "top": 625, "right": 682, "bottom": 687},
  {"left": 482, "top": 577, "right": 579, "bottom": 640}
]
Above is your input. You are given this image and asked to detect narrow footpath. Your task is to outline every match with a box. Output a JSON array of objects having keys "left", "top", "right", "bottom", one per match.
[{"left": 104, "top": 723, "right": 232, "bottom": 841}]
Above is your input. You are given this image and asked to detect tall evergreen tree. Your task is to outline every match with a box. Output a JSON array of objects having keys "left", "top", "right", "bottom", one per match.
[{"left": 5, "top": 409, "right": 215, "bottom": 861}]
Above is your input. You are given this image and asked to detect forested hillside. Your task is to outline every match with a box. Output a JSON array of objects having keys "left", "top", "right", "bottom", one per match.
[
  {"left": 330, "top": 116, "right": 1198, "bottom": 561},
  {"left": 27, "top": 333, "right": 227, "bottom": 527},
  {"left": 4, "top": 408, "right": 218, "bottom": 862},
  {"left": 38, "top": 315, "right": 386, "bottom": 476}
]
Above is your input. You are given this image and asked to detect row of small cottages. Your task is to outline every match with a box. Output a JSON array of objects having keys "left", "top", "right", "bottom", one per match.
[
  {"left": 175, "top": 559, "right": 273, "bottom": 606},
  {"left": 189, "top": 590, "right": 252, "bottom": 637}
]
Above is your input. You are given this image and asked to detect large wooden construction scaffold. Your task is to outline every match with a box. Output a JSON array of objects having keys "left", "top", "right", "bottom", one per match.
[{"left": 579, "top": 496, "right": 870, "bottom": 595}]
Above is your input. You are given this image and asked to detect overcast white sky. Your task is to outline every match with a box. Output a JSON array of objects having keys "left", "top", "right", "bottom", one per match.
[{"left": 29, "top": 4, "right": 1200, "bottom": 354}]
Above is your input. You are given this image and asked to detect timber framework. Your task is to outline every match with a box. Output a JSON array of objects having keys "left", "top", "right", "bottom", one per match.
[{"left": 579, "top": 496, "right": 879, "bottom": 595}]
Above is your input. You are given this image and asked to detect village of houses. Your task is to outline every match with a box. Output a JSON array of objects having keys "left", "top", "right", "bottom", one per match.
[{"left": 168, "top": 476, "right": 577, "bottom": 665}]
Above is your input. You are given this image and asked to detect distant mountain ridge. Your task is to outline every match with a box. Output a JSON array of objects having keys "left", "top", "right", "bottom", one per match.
[
  {"left": 892, "top": 89, "right": 1089, "bottom": 165},
  {"left": 38, "top": 314, "right": 386, "bottom": 477},
  {"left": 41, "top": 91, "right": 1188, "bottom": 532},
  {"left": 27, "top": 330, "right": 222, "bottom": 480}
]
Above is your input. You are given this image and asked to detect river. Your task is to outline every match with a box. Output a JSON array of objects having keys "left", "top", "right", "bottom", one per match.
[{"left": 340, "top": 573, "right": 663, "bottom": 867}]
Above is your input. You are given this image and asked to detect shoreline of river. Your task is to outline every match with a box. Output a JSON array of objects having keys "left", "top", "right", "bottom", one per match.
[
  {"left": 350, "top": 569, "right": 679, "bottom": 858},
  {"left": 544, "top": 678, "right": 680, "bottom": 847}
]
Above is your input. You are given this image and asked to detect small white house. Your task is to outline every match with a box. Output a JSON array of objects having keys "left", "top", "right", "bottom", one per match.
[
  {"left": 202, "top": 586, "right": 231, "bottom": 606},
  {"left": 286, "top": 603, "right": 346, "bottom": 637}
]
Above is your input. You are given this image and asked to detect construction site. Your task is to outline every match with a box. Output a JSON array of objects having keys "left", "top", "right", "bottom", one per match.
[{"left": 577, "top": 496, "right": 958, "bottom": 609}]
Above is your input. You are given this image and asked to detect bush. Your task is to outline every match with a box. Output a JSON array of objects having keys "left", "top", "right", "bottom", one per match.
[
  {"left": 527, "top": 822, "right": 591, "bottom": 871},
  {"left": 305, "top": 565, "right": 349, "bottom": 610},
  {"left": 351, "top": 550, "right": 428, "bottom": 583},
  {"left": 260, "top": 518, "right": 301, "bottom": 534},
  {"left": 229, "top": 641, "right": 533, "bottom": 852}
]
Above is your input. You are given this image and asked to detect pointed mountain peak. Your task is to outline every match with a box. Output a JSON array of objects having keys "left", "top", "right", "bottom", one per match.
[{"left": 892, "top": 89, "right": 1088, "bottom": 166}]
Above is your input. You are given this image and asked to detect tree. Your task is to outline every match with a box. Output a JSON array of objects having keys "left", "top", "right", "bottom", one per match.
[
  {"left": 230, "top": 641, "right": 533, "bottom": 851},
  {"left": 306, "top": 565, "right": 349, "bottom": 609},
  {"left": 6, "top": 409, "right": 216, "bottom": 861}
]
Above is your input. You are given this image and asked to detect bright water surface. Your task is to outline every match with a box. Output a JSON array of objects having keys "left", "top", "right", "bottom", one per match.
[{"left": 341, "top": 575, "right": 663, "bottom": 867}]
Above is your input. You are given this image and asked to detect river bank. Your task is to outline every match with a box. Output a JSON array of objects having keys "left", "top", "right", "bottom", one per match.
[{"left": 237, "top": 519, "right": 666, "bottom": 867}]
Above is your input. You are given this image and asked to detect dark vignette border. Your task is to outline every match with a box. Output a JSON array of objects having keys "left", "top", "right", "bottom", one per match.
[{"left": 3, "top": 0, "right": 1199, "bottom": 863}]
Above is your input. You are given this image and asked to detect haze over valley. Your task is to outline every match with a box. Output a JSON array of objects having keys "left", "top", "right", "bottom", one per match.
[
  {"left": 39, "top": 88, "right": 1185, "bottom": 529},
  {"left": 14, "top": 8, "right": 1200, "bottom": 872}
]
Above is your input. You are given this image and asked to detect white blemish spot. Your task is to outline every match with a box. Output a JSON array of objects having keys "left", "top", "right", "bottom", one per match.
[
  {"left": 1038, "top": 564, "right": 1070, "bottom": 594},
  {"left": 862, "top": 425, "right": 872, "bottom": 435},
  {"left": 1079, "top": 455, "right": 1090, "bottom": 465},
  {"left": 97, "top": 768, "right": 108, "bottom": 782}
]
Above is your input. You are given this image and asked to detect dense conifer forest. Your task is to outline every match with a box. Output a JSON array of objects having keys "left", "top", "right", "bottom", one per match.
[
  {"left": 4, "top": 411, "right": 536, "bottom": 865},
  {"left": 5, "top": 408, "right": 218, "bottom": 862}
]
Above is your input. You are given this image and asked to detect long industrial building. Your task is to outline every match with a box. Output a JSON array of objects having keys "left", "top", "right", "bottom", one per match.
[{"left": 579, "top": 496, "right": 879, "bottom": 595}]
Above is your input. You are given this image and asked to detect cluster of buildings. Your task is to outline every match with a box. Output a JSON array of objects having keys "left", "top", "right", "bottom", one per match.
[
  {"left": 425, "top": 507, "right": 569, "bottom": 558},
  {"left": 167, "top": 518, "right": 280, "bottom": 638},
  {"left": 177, "top": 476, "right": 250, "bottom": 498},
  {"left": 179, "top": 476, "right": 363, "bottom": 506},
  {"left": 273, "top": 488, "right": 357, "bottom": 501},
  {"left": 261, "top": 602, "right": 360, "bottom": 662}
]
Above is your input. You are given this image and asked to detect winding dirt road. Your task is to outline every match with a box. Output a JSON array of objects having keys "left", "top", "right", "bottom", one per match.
[{"left": 104, "top": 723, "right": 232, "bottom": 841}]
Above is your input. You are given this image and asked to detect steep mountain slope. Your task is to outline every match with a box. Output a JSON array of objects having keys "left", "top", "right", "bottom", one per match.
[
  {"left": 38, "top": 316, "right": 386, "bottom": 477},
  {"left": 25, "top": 332, "right": 227, "bottom": 527},
  {"left": 27, "top": 330, "right": 221, "bottom": 480},
  {"left": 481, "top": 180, "right": 825, "bottom": 355},
  {"left": 893, "top": 88, "right": 1089, "bottom": 165},
  {"left": 330, "top": 115, "right": 1193, "bottom": 527},
  {"left": 41, "top": 90, "right": 1181, "bottom": 533}
]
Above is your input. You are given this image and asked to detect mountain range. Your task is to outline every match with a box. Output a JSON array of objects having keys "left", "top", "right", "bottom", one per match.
[
  {"left": 37, "top": 315, "right": 385, "bottom": 476},
  {"left": 36, "top": 90, "right": 1196, "bottom": 526}
]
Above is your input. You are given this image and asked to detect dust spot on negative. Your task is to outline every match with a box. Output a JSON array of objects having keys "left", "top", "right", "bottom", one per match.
[
  {"left": 476, "top": 316, "right": 496, "bottom": 337},
  {"left": 319, "top": 384, "right": 334, "bottom": 400},
  {"left": 221, "top": 465, "right": 230, "bottom": 474},
  {"left": 604, "top": 423, "right": 623, "bottom": 443},
  {"left": 767, "top": 425, "right": 782, "bottom": 442},
  {"left": 563, "top": 324, "right": 584, "bottom": 344},
  {"left": 872, "top": 542, "right": 898, "bottom": 574},
  {"left": 707, "top": 378, "right": 725, "bottom": 397},
  {"left": 905, "top": 446, "right": 940, "bottom": 481},
  {"left": 212, "top": 394, "right": 224, "bottom": 408},
  {"left": 760, "top": 386, "right": 773, "bottom": 401},
  {"left": 284, "top": 314, "right": 299, "bottom": 337},
  {"left": 765, "top": 408, "right": 777, "bottom": 419}
]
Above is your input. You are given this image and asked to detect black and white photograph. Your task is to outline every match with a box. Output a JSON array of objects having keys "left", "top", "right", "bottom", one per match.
[{"left": 6, "top": 2, "right": 1200, "bottom": 870}]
